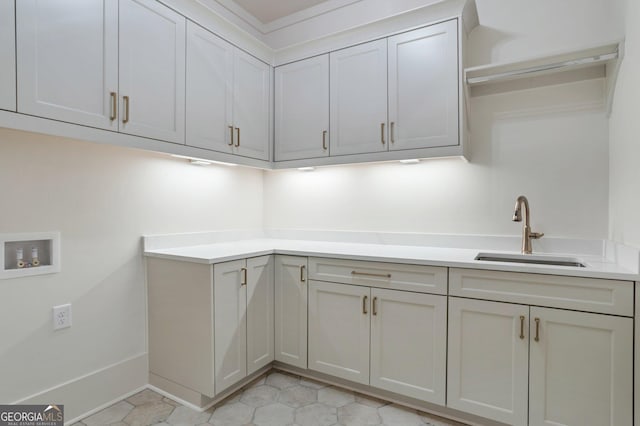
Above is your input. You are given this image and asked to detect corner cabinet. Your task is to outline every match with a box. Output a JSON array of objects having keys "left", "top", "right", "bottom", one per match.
[
  {"left": 147, "top": 255, "right": 274, "bottom": 400},
  {"left": 274, "top": 18, "right": 465, "bottom": 167},
  {"left": 0, "top": 0, "right": 16, "bottom": 112},
  {"left": 186, "top": 22, "right": 270, "bottom": 160},
  {"left": 447, "top": 268, "right": 633, "bottom": 426}
]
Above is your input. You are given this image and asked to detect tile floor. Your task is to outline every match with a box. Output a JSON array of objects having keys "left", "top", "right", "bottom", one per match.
[{"left": 74, "top": 370, "right": 467, "bottom": 426}]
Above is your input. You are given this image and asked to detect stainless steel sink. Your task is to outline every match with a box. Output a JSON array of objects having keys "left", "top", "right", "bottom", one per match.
[{"left": 474, "top": 252, "right": 586, "bottom": 268}]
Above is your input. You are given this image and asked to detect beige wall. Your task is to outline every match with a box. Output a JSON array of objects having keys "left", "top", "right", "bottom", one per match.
[
  {"left": 0, "top": 128, "right": 264, "bottom": 405},
  {"left": 609, "top": 0, "right": 640, "bottom": 247}
]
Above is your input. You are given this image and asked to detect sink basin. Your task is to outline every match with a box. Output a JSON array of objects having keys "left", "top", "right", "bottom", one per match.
[{"left": 475, "top": 252, "right": 586, "bottom": 268}]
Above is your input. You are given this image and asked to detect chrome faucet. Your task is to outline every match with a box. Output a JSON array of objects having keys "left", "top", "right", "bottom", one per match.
[{"left": 512, "top": 195, "right": 544, "bottom": 254}]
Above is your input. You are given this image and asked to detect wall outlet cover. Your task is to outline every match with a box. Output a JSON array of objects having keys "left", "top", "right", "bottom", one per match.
[{"left": 52, "top": 304, "right": 72, "bottom": 330}]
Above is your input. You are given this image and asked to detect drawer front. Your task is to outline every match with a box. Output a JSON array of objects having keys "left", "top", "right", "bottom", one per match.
[
  {"left": 449, "top": 268, "right": 633, "bottom": 316},
  {"left": 309, "top": 257, "right": 447, "bottom": 295}
]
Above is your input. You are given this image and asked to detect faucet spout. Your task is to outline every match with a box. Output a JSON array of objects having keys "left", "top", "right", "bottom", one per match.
[{"left": 512, "top": 195, "right": 543, "bottom": 254}]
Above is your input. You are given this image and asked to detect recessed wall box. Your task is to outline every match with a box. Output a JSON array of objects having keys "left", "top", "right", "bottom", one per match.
[{"left": 1, "top": 232, "right": 61, "bottom": 279}]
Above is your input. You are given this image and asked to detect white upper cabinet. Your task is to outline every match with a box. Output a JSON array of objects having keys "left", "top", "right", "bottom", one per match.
[
  {"left": 0, "top": 0, "right": 16, "bottom": 112},
  {"left": 119, "top": 0, "right": 185, "bottom": 143},
  {"left": 186, "top": 22, "right": 234, "bottom": 153},
  {"left": 233, "top": 50, "right": 271, "bottom": 160},
  {"left": 529, "top": 307, "right": 632, "bottom": 426},
  {"left": 16, "top": 0, "right": 118, "bottom": 128},
  {"left": 388, "top": 21, "right": 459, "bottom": 150},
  {"left": 275, "top": 55, "right": 329, "bottom": 161},
  {"left": 330, "top": 39, "right": 388, "bottom": 156}
]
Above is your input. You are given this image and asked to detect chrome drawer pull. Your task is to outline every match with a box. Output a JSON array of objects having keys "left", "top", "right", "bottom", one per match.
[{"left": 351, "top": 270, "right": 391, "bottom": 279}]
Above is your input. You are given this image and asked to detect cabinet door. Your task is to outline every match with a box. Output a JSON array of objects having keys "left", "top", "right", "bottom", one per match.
[
  {"left": 119, "top": 0, "right": 185, "bottom": 143},
  {"left": 0, "top": 0, "right": 16, "bottom": 112},
  {"left": 274, "top": 255, "right": 308, "bottom": 369},
  {"left": 246, "top": 256, "right": 274, "bottom": 375},
  {"left": 447, "top": 298, "right": 529, "bottom": 426},
  {"left": 529, "top": 307, "right": 633, "bottom": 426},
  {"left": 16, "top": 0, "right": 117, "bottom": 128},
  {"left": 185, "top": 22, "right": 234, "bottom": 153},
  {"left": 308, "top": 281, "right": 370, "bottom": 384},
  {"left": 388, "top": 20, "right": 458, "bottom": 150},
  {"left": 233, "top": 50, "right": 270, "bottom": 160},
  {"left": 330, "top": 39, "right": 388, "bottom": 156},
  {"left": 370, "top": 289, "right": 446, "bottom": 404},
  {"left": 214, "top": 259, "right": 247, "bottom": 394},
  {"left": 275, "top": 55, "right": 329, "bottom": 161}
]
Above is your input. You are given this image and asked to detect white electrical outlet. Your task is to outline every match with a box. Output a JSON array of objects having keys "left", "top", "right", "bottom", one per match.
[{"left": 52, "top": 304, "right": 72, "bottom": 330}]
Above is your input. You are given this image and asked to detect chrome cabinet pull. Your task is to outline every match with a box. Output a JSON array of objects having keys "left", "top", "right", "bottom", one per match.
[
  {"left": 380, "top": 123, "right": 385, "bottom": 144},
  {"left": 235, "top": 127, "right": 240, "bottom": 147},
  {"left": 534, "top": 317, "right": 540, "bottom": 342},
  {"left": 322, "top": 130, "right": 327, "bottom": 150},
  {"left": 228, "top": 126, "right": 234, "bottom": 146},
  {"left": 519, "top": 315, "right": 525, "bottom": 339},
  {"left": 110, "top": 92, "right": 117, "bottom": 121},
  {"left": 241, "top": 268, "right": 247, "bottom": 286},
  {"left": 390, "top": 121, "right": 395, "bottom": 143},
  {"left": 351, "top": 270, "right": 391, "bottom": 279},
  {"left": 362, "top": 295, "right": 368, "bottom": 315},
  {"left": 300, "top": 265, "right": 306, "bottom": 282},
  {"left": 372, "top": 297, "right": 378, "bottom": 316},
  {"left": 122, "top": 95, "right": 130, "bottom": 124}
]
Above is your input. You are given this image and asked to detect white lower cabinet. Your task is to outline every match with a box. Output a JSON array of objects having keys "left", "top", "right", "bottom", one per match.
[
  {"left": 447, "top": 298, "right": 529, "bottom": 425},
  {"left": 214, "top": 256, "right": 274, "bottom": 394},
  {"left": 528, "top": 307, "right": 632, "bottom": 426},
  {"left": 308, "top": 277, "right": 447, "bottom": 401},
  {"left": 370, "top": 288, "right": 447, "bottom": 404},
  {"left": 448, "top": 296, "right": 633, "bottom": 426},
  {"left": 147, "top": 255, "right": 273, "bottom": 400},
  {"left": 308, "top": 280, "right": 371, "bottom": 384},
  {"left": 246, "top": 256, "right": 275, "bottom": 375},
  {"left": 214, "top": 259, "right": 247, "bottom": 393},
  {"left": 274, "top": 255, "right": 308, "bottom": 369}
]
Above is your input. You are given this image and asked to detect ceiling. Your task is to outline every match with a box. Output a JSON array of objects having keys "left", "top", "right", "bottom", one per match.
[{"left": 232, "top": 0, "right": 332, "bottom": 24}]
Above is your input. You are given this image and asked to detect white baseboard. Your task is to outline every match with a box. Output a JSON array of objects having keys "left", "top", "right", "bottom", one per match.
[{"left": 12, "top": 353, "right": 148, "bottom": 425}]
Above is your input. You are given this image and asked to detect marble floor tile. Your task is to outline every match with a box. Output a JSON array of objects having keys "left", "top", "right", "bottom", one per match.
[
  {"left": 253, "top": 402, "right": 294, "bottom": 426},
  {"left": 318, "top": 386, "right": 355, "bottom": 408},
  {"left": 277, "top": 385, "right": 318, "bottom": 408},
  {"left": 83, "top": 401, "right": 134, "bottom": 426},
  {"left": 77, "top": 369, "right": 467, "bottom": 426}
]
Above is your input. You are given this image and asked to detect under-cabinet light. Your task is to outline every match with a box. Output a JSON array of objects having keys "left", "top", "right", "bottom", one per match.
[
  {"left": 399, "top": 159, "right": 420, "bottom": 164},
  {"left": 170, "top": 154, "right": 237, "bottom": 167},
  {"left": 297, "top": 167, "right": 315, "bottom": 172}
]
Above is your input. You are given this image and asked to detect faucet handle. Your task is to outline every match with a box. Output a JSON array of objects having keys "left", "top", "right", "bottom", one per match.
[{"left": 530, "top": 232, "right": 544, "bottom": 239}]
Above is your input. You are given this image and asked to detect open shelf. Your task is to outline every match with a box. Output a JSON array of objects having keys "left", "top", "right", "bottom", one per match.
[{"left": 464, "top": 41, "right": 624, "bottom": 115}]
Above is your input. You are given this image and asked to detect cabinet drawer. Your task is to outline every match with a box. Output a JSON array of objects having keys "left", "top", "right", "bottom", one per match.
[
  {"left": 449, "top": 268, "right": 633, "bottom": 316},
  {"left": 309, "top": 257, "right": 447, "bottom": 295}
]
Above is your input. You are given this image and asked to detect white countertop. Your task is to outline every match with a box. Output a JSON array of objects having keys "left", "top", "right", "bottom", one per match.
[{"left": 144, "top": 237, "right": 639, "bottom": 281}]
